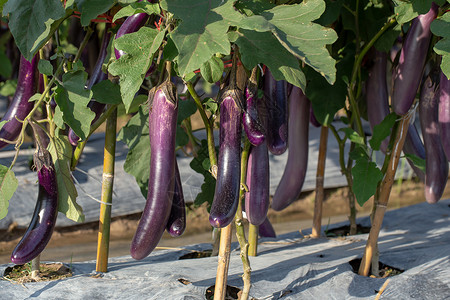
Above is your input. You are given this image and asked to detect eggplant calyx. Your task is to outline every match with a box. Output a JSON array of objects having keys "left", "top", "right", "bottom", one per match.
[{"left": 34, "top": 148, "right": 53, "bottom": 173}]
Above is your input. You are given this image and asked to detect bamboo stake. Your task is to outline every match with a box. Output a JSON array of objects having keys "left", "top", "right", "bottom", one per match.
[
  {"left": 312, "top": 125, "right": 329, "bottom": 238},
  {"left": 213, "top": 224, "right": 232, "bottom": 300},
  {"left": 248, "top": 224, "right": 258, "bottom": 256},
  {"left": 358, "top": 112, "right": 412, "bottom": 276},
  {"left": 95, "top": 106, "right": 117, "bottom": 273}
]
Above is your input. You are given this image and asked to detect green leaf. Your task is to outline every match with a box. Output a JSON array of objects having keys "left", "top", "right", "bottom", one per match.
[
  {"left": 161, "top": 0, "right": 244, "bottom": 76},
  {"left": 238, "top": 0, "right": 337, "bottom": 84},
  {"left": 75, "top": 0, "right": 116, "bottom": 26},
  {"left": 3, "top": 0, "right": 67, "bottom": 60},
  {"left": 38, "top": 59, "right": 53, "bottom": 76},
  {"left": 200, "top": 56, "right": 224, "bottom": 84},
  {"left": 431, "top": 12, "right": 450, "bottom": 79},
  {"left": 108, "top": 26, "right": 160, "bottom": 112},
  {"left": 0, "top": 80, "right": 17, "bottom": 97},
  {"left": 204, "top": 98, "right": 219, "bottom": 115},
  {"left": 176, "top": 126, "right": 189, "bottom": 148},
  {"left": 369, "top": 113, "right": 397, "bottom": 151},
  {"left": 349, "top": 145, "right": 369, "bottom": 161},
  {"left": 393, "top": 0, "right": 446, "bottom": 24},
  {"left": 113, "top": 2, "right": 160, "bottom": 22},
  {"left": 0, "top": 0, "right": 8, "bottom": 15},
  {"left": 339, "top": 127, "right": 365, "bottom": 145},
  {"left": 53, "top": 70, "right": 95, "bottom": 140},
  {"left": 352, "top": 158, "right": 383, "bottom": 206},
  {"left": 0, "top": 165, "right": 18, "bottom": 220},
  {"left": 123, "top": 134, "right": 151, "bottom": 183},
  {"left": 48, "top": 132, "right": 84, "bottom": 223},
  {"left": 28, "top": 93, "right": 42, "bottom": 103},
  {"left": 190, "top": 139, "right": 216, "bottom": 209},
  {"left": 404, "top": 153, "right": 426, "bottom": 173},
  {"left": 229, "top": 29, "right": 306, "bottom": 90},
  {"left": 117, "top": 106, "right": 149, "bottom": 148},
  {"left": 177, "top": 98, "right": 197, "bottom": 124},
  {"left": 91, "top": 80, "right": 122, "bottom": 104}
]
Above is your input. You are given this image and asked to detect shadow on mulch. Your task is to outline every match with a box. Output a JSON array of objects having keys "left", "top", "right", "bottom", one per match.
[
  {"left": 325, "top": 224, "right": 371, "bottom": 237},
  {"left": 205, "top": 284, "right": 244, "bottom": 300}
]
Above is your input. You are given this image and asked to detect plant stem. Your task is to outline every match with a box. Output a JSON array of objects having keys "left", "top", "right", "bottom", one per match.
[
  {"left": 248, "top": 224, "right": 258, "bottom": 256},
  {"left": 186, "top": 81, "right": 217, "bottom": 174},
  {"left": 31, "top": 255, "right": 40, "bottom": 280},
  {"left": 213, "top": 224, "right": 232, "bottom": 300},
  {"left": 73, "top": 25, "right": 94, "bottom": 64},
  {"left": 358, "top": 112, "right": 412, "bottom": 276},
  {"left": 312, "top": 125, "right": 329, "bottom": 238},
  {"left": 96, "top": 106, "right": 117, "bottom": 273},
  {"left": 71, "top": 104, "right": 118, "bottom": 171},
  {"left": 234, "top": 139, "right": 251, "bottom": 299}
]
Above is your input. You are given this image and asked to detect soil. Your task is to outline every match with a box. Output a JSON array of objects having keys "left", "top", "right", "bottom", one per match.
[
  {"left": 3, "top": 263, "right": 72, "bottom": 284},
  {"left": 1, "top": 178, "right": 450, "bottom": 266}
]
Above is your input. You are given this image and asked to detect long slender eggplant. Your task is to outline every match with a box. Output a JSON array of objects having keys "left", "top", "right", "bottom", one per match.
[
  {"left": 243, "top": 68, "right": 265, "bottom": 146},
  {"left": 130, "top": 78, "right": 178, "bottom": 260},
  {"left": 0, "top": 55, "right": 38, "bottom": 150},
  {"left": 366, "top": 50, "right": 390, "bottom": 153},
  {"left": 209, "top": 59, "right": 244, "bottom": 228},
  {"left": 11, "top": 147, "right": 58, "bottom": 264},
  {"left": 258, "top": 217, "right": 276, "bottom": 238},
  {"left": 391, "top": 3, "right": 438, "bottom": 115},
  {"left": 438, "top": 71, "right": 450, "bottom": 160},
  {"left": 245, "top": 142, "right": 269, "bottom": 226},
  {"left": 271, "top": 86, "right": 310, "bottom": 211},
  {"left": 114, "top": 13, "right": 150, "bottom": 59},
  {"left": 264, "top": 68, "right": 288, "bottom": 155},
  {"left": 419, "top": 74, "right": 448, "bottom": 204},
  {"left": 366, "top": 50, "right": 425, "bottom": 181},
  {"left": 68, "top": 25, "right": 112, "bottom": 146},
  {"left": 165, "top": 161, "right": 186, "bottom": 237}
]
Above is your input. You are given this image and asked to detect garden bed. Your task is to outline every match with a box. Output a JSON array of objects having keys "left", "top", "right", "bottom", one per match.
[{"left": 1, "top": 199, "right": 449, "bottom": 299}]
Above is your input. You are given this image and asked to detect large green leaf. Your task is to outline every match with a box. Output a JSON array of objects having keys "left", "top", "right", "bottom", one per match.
[
  {"left": 229, "top": 30, "right": 305, "bottom": 90},
  {"left": 431, "top": 12, "right": 450, "bottom": 79},
  {"left": 0, "top": 165, "right": 18, "bottom": 220},
  {"left": 91, "top": 80, "right": 123, "bottom": 105},
  {"left": 394, "top": 0, "right": 446, "bottom": 24},
  {"left": 117, "top": 106, "right": 149, "bottom": 148},
  {"left": 123, "top": 134, "right": 151, "bottom": 184},
  {"left": 238, "top": 0, "right": 337, "bottom": 84},
  {"left": 112, "top": 2, "right": 160, "bottom": 22},
  {"left": 108, "top": 26, "right": 160, "bottom": 113},
  {"left": 369, "top": 113, "right": 397, "bottom": 151},
  {"left": 200, "top": 56, "right": 225, "bottom": 84},
  {"left": 352, "top": 158, "right": 383, "bottom": 206},
  {"left": 161, "top": 0, "right": 244, "bottom": 77},
  {"left": 53, "top": 70, "right": 95, "bottom": 140},
  {"left": 3, "top": 0, "right": 67, "bottom": 60},
  {"left": 48, "top": 132, "right": 84, "bottom": 223},
  {"left": 75, "top": 0, "right": 116, "bottom": 26}
]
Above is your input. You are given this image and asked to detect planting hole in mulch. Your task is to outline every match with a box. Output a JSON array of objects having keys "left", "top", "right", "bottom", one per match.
[
  {"left": 349, "top": 258, "right": 404, "bottom": 278},
  {"left": 3, "top": 263, "right": 72, "bottom": 283},
  {"left": 205, "top": 285, "right": 242, "bottom": 300},
  {"left": 325, "top": 224, "right": 371, "bottom": 237},
  {"left": 179, "top": 249, "right": 212, "bottom": 260}
]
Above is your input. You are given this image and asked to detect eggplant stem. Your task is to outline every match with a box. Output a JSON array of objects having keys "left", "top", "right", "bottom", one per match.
[
  {"left": 96, "top": 105, "right": 117, "bottom": 273},
  {"left": 358, "top": 111, "right": 412, "bottom": 276}
]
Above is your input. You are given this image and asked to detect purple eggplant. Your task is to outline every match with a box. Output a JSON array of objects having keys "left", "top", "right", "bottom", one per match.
[
  {"left": 366, "top": 50, "right": 425, "bottom": 181},
  {"left": 11, "top": 148, "right": 58, "bottom": 264},
  {"left": 271, "top": 86, "right": 310, "bottom": 211},
  {"left": 114, "top": 13, "right": 150, "bottom": 59},
  {"left": 264, "top": 68, "right": 288, "bottom": 155},
  {"left": 258, "top": 217, "right": 276, "bottom": 238},
  {"left": 366, "top": 50, "right": 390, "bottom": 153},
  {"left": 438, "top": 71, "right": 450, "bottom": 161},
  {"left": 68, "top": 25, "right": 112, "bottom": 146},
  {"left": 209, "top": 67, "right": 244, "bottom": 228},
  {"left": 243, "top": 68, "right": 265, "bottom": 146},
  {"left": 165, "top": 161, "right": 186, "bottom": 237},
  {"left": 419, "top": 74, "right": 448, "bottom": 204},
  {"left": 391, "top": 3, "right": 438, "bottom": 115},
  {"left": 0, "top": 55, "right": 38, "bottom": 150},
  {"left": 310, "top": 106, "right": 321, "bottom": 128},
  {"left": 245, "top": 142, "right": 269, "bottom": 226},
  {"left": 130, "top": 79, "right": 178, "bottom": 260}
]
